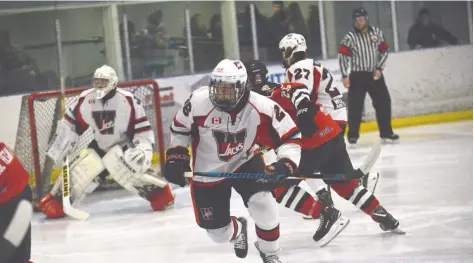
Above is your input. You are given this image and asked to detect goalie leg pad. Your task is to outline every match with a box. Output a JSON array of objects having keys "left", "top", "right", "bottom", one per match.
[
  {"left": 69, "top": 148, "right": 105, "bottom": 204},
  {"left": 102, "top": 145, "right": 143, "bottom": 193},
  {"left": 103, "top": 145, "right": 175, "bottom": 209},
  {"left": 41, "top": 147, "right": 105, "bottom": 215}
]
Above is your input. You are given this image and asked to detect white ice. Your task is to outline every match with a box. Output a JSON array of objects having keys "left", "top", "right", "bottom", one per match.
[{"left": 31, "top": 121, "right": 473, "bottom": 263}]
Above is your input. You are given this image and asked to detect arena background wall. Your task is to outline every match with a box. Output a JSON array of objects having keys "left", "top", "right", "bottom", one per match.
[{"left": 0, "top": 45, "right": 472, "bottom": 150}]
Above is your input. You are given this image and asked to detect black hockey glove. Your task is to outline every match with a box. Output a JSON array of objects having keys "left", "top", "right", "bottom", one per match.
[
  {"left": 164, "top": 147, "right": 191, "bottom": 187},
  {"left": 296, "top": 99, "right": 319, "bottom": 138},
  {"left": 259, "top": 158, "right": 298, "bottom": 190}
]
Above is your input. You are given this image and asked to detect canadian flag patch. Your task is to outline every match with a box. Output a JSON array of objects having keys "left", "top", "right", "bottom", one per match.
[{"left": 212, "top": 117, "right": 221, "bottom": 124}]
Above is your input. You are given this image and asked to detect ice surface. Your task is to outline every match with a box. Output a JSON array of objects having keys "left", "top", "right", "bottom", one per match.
[{"left": 31, "top": 121, "right": 473, "bottom": 263}]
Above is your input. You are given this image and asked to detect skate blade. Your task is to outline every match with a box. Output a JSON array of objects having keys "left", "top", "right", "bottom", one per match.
[
  {"left": 381, "top": 138, "right": 400, "bottom": 144},
  {"left": 319, "top": 216, "right": 350, "bottom": 248},
  {"left": 390, "top": 227, "right": 406, "bottom": 235}
]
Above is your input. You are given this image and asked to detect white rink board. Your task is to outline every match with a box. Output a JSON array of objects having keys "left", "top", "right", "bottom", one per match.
[{"left": 31, "top": 121, "right": 473, "bottom": 263}]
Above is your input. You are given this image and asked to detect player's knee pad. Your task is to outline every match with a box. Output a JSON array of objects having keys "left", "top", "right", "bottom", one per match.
[
  {"left": 150, "top": 184, "right": 175, "bottom": 211},
  {"left": 206, "top": 224, "right": 234, "bottom": 243},
  {"left": 39, "top": 194, "right": 65, "bottom": 219},
  {"left": 247, "top": 191, "right": 279, "bottom": 229},
  {"left": 4, "top": 200, "right": 32, "bottom": 247}
]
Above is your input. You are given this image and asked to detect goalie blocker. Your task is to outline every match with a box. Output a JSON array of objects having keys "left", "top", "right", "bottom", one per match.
[{"left": 39, "top": 140, "right": 174, "bottom": 219}]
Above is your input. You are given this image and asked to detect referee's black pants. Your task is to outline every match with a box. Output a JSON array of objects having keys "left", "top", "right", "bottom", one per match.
[{"left": 347, "top": 71, "right": 393, "bottom": 139}]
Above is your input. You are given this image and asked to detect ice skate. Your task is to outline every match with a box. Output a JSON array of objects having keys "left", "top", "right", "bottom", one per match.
[
  {"left": 233, "top": 217, "right": 248, "bottom": 258},
  {"left": 314, "top": 206, "right": 350, "bottom": 247},
  {"left": 254, "top": 241, "right": 282, "bottom": 263},
  {"left": 372, "top": 206, "right": 405, "bottom": 234}
]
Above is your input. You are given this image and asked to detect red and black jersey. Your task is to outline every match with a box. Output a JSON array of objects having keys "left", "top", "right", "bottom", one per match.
[
  {"left": 260, "top": 82, "right": 342, "bottom": 150},
  {"left": 0, "top": 142, "right": 29, "bottom": 205}
]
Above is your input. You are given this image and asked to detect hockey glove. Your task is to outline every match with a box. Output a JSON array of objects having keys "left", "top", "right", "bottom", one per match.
[
  {"left": 296, "top": 99, "right": 319, "bottom": 138},
  {"left": 164, "top": 147, "right": 191, "bottom": 187},
  {"left": 259, "top": 158, "right": 298, "bottom": 190}
]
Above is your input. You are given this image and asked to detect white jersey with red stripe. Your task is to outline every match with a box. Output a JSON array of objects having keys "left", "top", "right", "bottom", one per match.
[
  {"left": 286, "top": 58, "right": 347, "bottom": 123},
  {"left": 170, "top": 86, "right": 301, "bottom": 183},
  {"left": 65, "top": 88, "right": 154, "bottom": 152}
]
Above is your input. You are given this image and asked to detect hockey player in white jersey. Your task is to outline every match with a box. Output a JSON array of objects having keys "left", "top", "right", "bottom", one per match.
[
  {"left": 164, "top": 59, "right": 301, "bottom": 263},
  {"left": 280, "top": 33, "right": 347, "bottom": 128},
  {"left": 39, "top": 65, "right": 175, "bottom": 219}
]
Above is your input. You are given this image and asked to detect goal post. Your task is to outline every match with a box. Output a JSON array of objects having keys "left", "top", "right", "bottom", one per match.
[{"left": 15, "top": 80, "right": 166, "bottom": 204}]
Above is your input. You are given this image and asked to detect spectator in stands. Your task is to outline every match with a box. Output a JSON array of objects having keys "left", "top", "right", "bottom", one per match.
[
  {"left": 190, "top": 14, "right": 207, "bottom": 38},
  {"left": 286, "top": 2, "right": 307, "bottom": 39},
  {"left": 207, "top": 14, "right": 222, "bottom": 40},
  {"left": 269, "top": 1, "right": 288, "bottom": 61},
  {"left": 407, "top": 8, "right": 458, "bottom": 49},
  {"left": 307, "top": 5, "right": 322, "bottom": 58}
]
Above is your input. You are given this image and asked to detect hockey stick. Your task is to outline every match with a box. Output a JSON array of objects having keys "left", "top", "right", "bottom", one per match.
[
  {"left": 188, "top": 142, "right": 382, "bottom": 181},
  {"left": 55, "top": 19, "right": 89, "bottom": 220},
  {"left": 61, "top": 157, "right": 89, "bottom": 220}
]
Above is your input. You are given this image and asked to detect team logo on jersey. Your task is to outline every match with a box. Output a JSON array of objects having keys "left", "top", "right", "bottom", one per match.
[
  {"left": 92, "top": 110, "right": 116, "bottom": 135},
  {"left": 371, "top": 35, "right": 378, "bottom": 42},
  {"left": 200, "top": 207, "right": 214, "bottom": 220},
  {"left": 213, "top": 129, "right": 247, "bottom": 162}
]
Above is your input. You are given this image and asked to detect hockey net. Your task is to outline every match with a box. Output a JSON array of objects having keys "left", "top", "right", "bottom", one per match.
[{"left": 14, "top": 80, "right": 166, "bottom": 205}]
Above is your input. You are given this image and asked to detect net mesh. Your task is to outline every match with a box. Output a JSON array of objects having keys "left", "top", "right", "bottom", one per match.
[{"left": 14, "top": 80, "right": 165, "bottom": 203}]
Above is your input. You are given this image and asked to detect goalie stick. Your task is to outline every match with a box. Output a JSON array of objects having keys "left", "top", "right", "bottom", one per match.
[
  {"left": 55, "top": 19, "right": 89, "bottom": 221},
  {"left": 186, "top": 142, "right": 381, "bottom": 181},
  {"left": 61, "top": 157, "right": 90, "bottom": 220}
]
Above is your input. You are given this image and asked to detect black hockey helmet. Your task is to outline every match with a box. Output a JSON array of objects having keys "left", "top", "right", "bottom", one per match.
[
  {"left": 352, "top": 7, "right": 368, "bottom": 18},
  {"left": 244, "top": 60, "right": 268, "bottom": 91}
]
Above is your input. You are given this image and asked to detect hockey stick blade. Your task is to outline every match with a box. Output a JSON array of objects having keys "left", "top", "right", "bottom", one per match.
[
  {"left": 62, "top": 157, "right": 90, "bottom": 220},
  {"left": 358, "top": 142, "right": 382, "bottom": 175}
]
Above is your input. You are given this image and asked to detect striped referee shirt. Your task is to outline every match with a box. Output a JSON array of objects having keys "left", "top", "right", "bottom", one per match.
[{"left": 338, "top": 26, "right": 389, "bottom": 77}]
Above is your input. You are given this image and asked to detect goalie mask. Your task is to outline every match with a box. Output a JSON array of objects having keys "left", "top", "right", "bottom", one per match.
[
  {"left": 209, "top": 59, "right": 248, "bottom": 112},
  {"left": 278, "top": 33, "right": 307, "bottom": 69},
  {"left": 93, "top": 65, "right": 118, "bottom": 99}
]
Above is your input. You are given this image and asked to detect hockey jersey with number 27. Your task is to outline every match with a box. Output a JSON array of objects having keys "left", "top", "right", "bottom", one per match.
[{"left": 286, "top": 58, "right": 347, "bottom": 124}]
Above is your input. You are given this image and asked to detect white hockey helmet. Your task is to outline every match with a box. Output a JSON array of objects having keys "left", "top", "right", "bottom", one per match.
[
  {"left": 209, "top": 59, "right": 248, "bottom": 112},
  {"left": 278, "top": 33, "right": 307, "bottom": 68},
  {"left": 93, "top": 65, "right": 118, "bottom": 99}
]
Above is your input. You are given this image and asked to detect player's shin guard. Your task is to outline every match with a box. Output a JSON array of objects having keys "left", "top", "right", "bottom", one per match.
[
  {"left": 274, "top": 185, "right": 323, "bottom": 219},
  {"left": 331, "top": 180, "right": 380, "bottom": 215},
  {"left": 247, "top": 192, "right": 280, "bottom": 255},
  {"left": 149, "top": 184, "right": 175, "bottom": 211}
]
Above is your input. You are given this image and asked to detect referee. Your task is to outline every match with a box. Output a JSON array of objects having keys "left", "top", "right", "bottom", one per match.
[{"left": 338, "top": 7, "right": 399, "bottom": 145}]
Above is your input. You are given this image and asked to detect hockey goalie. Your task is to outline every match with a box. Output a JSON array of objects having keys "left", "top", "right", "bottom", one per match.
[{"left": 39, "top": 65, "right": 175, "bottom": 219}]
